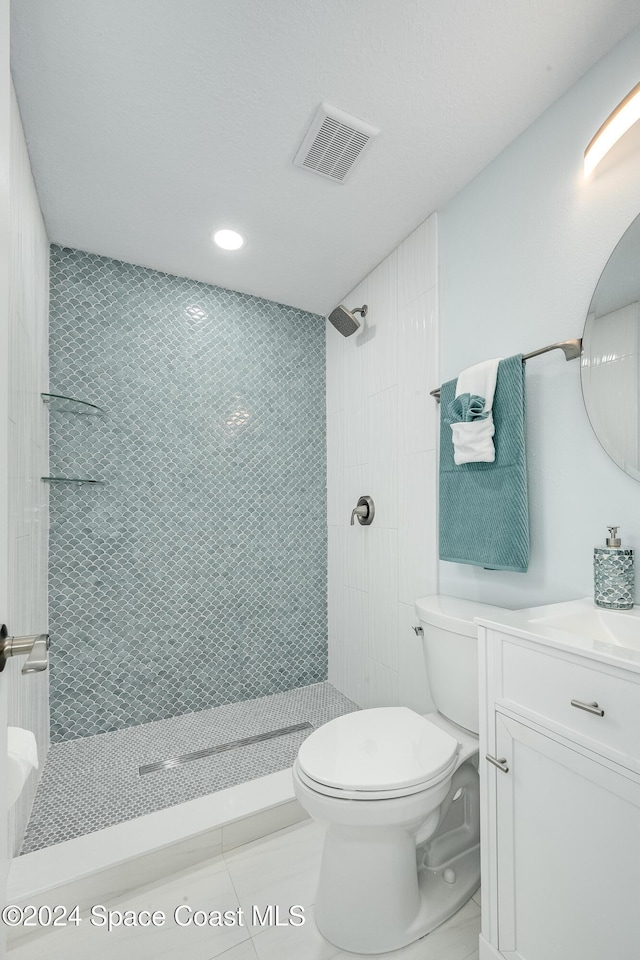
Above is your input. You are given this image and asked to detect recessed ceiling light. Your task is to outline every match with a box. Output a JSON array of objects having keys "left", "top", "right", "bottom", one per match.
[{"left": 213, "top": 228, "right": 244, "bottom": 250}]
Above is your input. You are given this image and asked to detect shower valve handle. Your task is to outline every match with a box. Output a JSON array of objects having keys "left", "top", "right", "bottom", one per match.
[
  {"left": 351, "top": 504, "right": 367, "bottom": 524},
  {"left": 350, "top": 496, "right": 375, "bottom": 526}
]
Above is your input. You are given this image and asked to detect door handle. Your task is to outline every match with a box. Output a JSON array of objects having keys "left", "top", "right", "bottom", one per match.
[
  {"left": 0, "top": 625, "right": 50, "bottom": 674},
  {"left": 486, "top": 754, "right": 509, "bottom": 773}
]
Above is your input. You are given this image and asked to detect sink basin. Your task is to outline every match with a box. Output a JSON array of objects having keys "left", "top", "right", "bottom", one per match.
[{"left": 527, "top": 598, "right": 640, "bottom": 652}]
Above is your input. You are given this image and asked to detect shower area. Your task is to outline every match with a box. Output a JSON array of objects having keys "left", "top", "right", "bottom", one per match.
[{"left": 18, "top": 244, "right": 356, "bottom": 855}]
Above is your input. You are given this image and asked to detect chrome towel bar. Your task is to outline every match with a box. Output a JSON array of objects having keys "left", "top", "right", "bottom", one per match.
[{"left": 430, "top": 338, "right": 582, "bottom": 402}]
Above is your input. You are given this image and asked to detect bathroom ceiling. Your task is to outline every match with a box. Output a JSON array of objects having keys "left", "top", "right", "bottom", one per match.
[{"left": 10, "top": 0, "right": 640, "bottom": 315}]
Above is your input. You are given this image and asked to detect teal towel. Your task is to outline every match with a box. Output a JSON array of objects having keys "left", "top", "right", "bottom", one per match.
[{"left": 439, "top": 354, "right": 529, "bottom": 572}]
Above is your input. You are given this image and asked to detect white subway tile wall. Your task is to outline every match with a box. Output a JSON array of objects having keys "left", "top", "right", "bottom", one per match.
[
  {"left": 327, "top": 215, "right": 438, "bottom": 710},
  {"left": 7, "top": 85, "right": 51, "bottom": 855}
]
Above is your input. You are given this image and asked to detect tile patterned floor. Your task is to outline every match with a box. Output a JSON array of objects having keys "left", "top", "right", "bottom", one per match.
[
  {"left": 10, "top": 821, "right": 481, "bottom": 960},
  {"left": 21, "top": 682, "right": 358, "bottom": 854}
]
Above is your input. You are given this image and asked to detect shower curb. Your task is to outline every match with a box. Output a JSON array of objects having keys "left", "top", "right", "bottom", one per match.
[{"left": 7, "top": 768, "right": 307, "bottom": 946}]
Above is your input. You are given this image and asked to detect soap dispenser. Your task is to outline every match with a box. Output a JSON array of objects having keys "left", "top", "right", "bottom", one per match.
[{"left": 594, "top": 526, "right": 634, "bottom": 610}]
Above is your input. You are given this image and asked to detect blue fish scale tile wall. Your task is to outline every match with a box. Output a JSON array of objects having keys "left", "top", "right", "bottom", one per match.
[{"left": 48, "top": 246, "right": 327, "bottom": 742}]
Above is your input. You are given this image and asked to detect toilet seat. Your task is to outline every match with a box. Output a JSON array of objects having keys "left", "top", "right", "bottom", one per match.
[
  {"left": 296, "top": 708, "right": 460, "bottom": 801},
  {"left": 294, "top": 755, "right": 459, "bottom": 800}
]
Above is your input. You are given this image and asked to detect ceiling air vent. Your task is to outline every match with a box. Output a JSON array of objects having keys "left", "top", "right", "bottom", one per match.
[{"left": 294, "top": 103, "right": 379, "bottom": 183}]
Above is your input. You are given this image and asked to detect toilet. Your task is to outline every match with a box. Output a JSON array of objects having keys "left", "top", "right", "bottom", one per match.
[{"left": 293, "top": 595, "right": 505, "bottom": 955}]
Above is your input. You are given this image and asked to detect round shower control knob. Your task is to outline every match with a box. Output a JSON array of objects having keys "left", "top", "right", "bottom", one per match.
[{"left": 350, "top": 495, "right": 375, "bottom": 526}]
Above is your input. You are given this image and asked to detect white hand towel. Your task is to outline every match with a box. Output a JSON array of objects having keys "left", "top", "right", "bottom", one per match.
[
  {"left": 451, "top": 418, "right": 496, "bottom": 464},
  {"left": 451, "top": 358, "right": 501, "bottom": 465},
  {"left": 455, "top": 358, "right": 501, "bottom": 409}
]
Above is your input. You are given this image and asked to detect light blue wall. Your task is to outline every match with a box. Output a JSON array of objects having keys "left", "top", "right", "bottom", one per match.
[
  {"left": 439, "top": 27, "right": 640, "bottom": 610},
  {"left": 48, "top": 246, "right": 327, "bottom": 741}
]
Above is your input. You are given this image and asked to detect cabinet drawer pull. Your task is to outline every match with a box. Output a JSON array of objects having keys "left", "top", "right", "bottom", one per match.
[
  {"left": 486, "top": 754, "right": 509, "bottom": 773},
  {"left": 570, "top": 699, "right": 604, "bottom": 717}
]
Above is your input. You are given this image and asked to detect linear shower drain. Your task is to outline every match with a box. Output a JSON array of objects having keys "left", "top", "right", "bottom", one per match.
[{"left": 138, "top": 721, "right": 314, "bottom": 775}]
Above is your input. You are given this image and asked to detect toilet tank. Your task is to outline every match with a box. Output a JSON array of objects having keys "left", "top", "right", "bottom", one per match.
[{"left": 415, "top": 595, "right": 506, "bottom": 735}]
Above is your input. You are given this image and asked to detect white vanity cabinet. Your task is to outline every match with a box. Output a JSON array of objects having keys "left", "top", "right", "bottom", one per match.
[{"left": 477, "top": 621, "right": 640, "bottom": 960}]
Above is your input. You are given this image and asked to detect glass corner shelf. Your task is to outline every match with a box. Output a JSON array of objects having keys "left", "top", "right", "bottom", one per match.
[
  {"left": 41, "top": 477, "right": 106, "bottom": 486},
  {"left": 41, "top": 393, "right": 105, "bottom": 416}
]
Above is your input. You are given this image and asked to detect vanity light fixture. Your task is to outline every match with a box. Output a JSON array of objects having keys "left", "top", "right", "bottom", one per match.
[
  {"left": 212, "top": 228, "right": 244, "bottom": 250},
  {"left": 584, "top": 81, "right": 640, "bottom": 178}
]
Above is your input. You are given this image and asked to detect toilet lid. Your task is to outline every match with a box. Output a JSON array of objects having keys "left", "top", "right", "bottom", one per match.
[{"left": 297, "top": 708, "right": 459, "bottom": 793}]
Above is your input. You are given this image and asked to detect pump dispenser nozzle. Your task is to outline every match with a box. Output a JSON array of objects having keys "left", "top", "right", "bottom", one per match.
[{"left": 606, "top": 526, "right": 622, "bottom": 547}]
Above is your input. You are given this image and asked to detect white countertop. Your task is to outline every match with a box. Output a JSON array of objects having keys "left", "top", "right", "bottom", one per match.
[{"left": 475, "top": 598, "right": 640, "bottom": 676}]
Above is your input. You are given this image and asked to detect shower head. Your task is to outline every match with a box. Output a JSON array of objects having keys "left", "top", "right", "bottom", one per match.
[{"left": 328, "top": 304, "right": 368, "bottom": 337}]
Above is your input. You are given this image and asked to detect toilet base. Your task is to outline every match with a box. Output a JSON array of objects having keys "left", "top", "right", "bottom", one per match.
[
  {"left": 315, "top": 842, "right": 480, "bottom": 955},
  {"left": 413, "top": 843, "right": 480, "bottom": 942}
]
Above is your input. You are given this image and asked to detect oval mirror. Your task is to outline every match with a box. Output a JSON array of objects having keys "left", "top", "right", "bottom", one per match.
[{"left": 582, "top": 212, "right": 640, "bottom": 481}]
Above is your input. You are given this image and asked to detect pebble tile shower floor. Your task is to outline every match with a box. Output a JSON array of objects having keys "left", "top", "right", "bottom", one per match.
[{"left": 21, "top": 682, "right": 357, "bottom": 854}]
